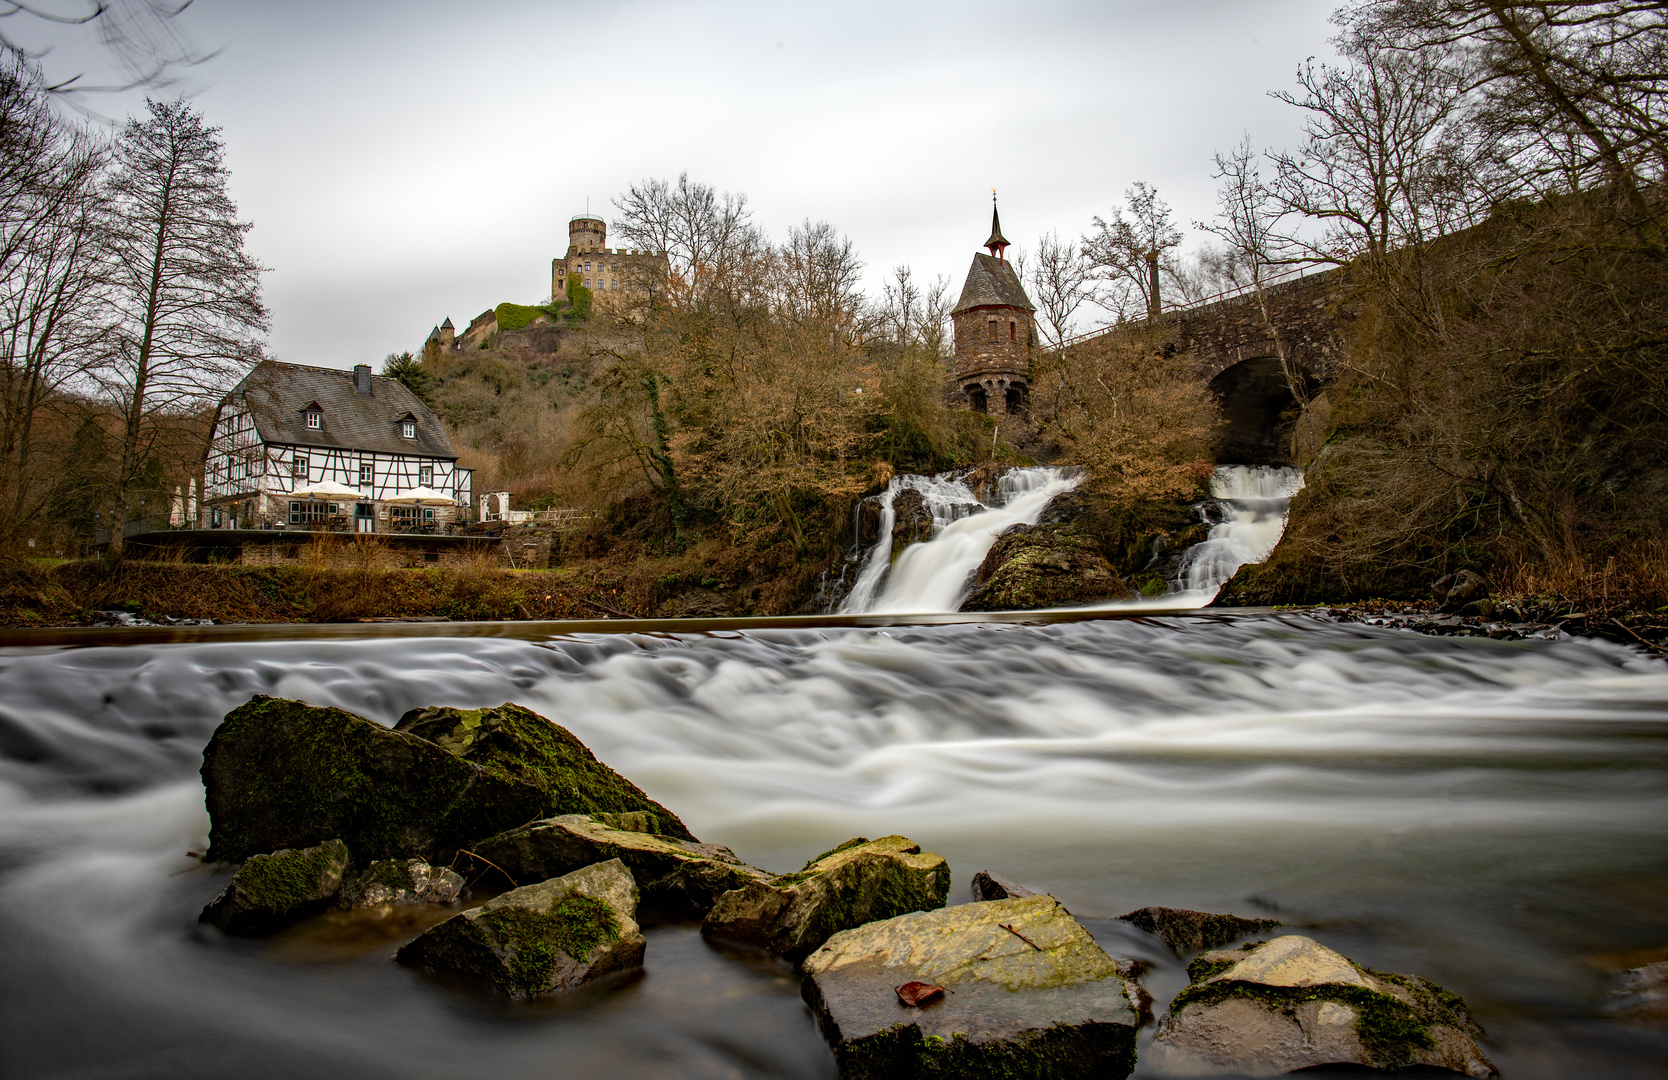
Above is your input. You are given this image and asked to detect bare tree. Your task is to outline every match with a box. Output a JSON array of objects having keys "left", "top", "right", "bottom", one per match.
[
  {"left": 0, "top": 1, "right": 209, "bottom": 99},
  {"left": 1082, "top": 182, "right": 1184, "bottom": 320},
  {"left": 0, "top": 51, "right": 109, "bottom": 543},
  {"left": 611, "top": 172, "right": 761, "bottom": 307},
  {"left": 1027, "top": 229, "right": 1098, "bottom": 349},
  {"left": 103, "top": 97, "right": 265, "bottom": 524},
  {"left": 877, "top": 264, "right": 952, "bottom": 358},
  {"left": 774, "top": 218, "right": 866, "bottom": 341}
]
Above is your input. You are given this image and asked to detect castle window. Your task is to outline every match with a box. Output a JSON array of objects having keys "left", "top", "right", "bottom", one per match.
[{"left": 988, "top": 320, "right": 997, "bottom": 340}]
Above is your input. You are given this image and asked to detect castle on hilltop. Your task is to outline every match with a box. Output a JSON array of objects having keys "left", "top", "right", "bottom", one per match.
[
  {"left": 551, "top": 215, "right": 668, "bottom": 307},
  {"left": 951, "top": 201, "right": 1036, "bottom": 415}
]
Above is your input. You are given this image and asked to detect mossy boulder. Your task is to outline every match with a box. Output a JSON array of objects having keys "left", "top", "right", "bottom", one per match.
[
  {"left": 1118, "top": 905, "right": 1281, "bottom": 954},
  {"left": 337, "top": 858, "right": 464, "bottom": 909},
  {"left": 200, "top": 696, "right": 689, "bottom": 864},
  {"left": 396, "top": 858, "right": 645, "bottom": 999},
  {"left": 801, "top": 894, "right": 1140, "bottom": 1079},
  {"left": 392, "top": 704, "right": 692, "bottom": 840},
  {"left": 470, "top": 813, "right": 768, "bottom": 918},
  {"left": 703, "top": 836, "right": 949, "bottom": 963},
  {"left": 1149, "top": 935, "right": 1498, "bottom": 1077},
  {"left": 199, "top": 838, "right": 350, "bottom": 934}
]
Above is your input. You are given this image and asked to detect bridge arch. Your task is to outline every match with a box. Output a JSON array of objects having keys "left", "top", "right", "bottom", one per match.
[{"left": 1208, "top": 356, "right": 1316, "bottom": 466}]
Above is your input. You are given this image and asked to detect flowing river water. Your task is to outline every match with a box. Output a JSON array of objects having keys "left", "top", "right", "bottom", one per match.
[{"left": 1, "top": 612, "right": 1665, "bottom": 1078}]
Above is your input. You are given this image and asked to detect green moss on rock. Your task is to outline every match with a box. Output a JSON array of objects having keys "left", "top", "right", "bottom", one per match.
[{"left": 200, "top": 838, "right": 350, "bottom": 933}]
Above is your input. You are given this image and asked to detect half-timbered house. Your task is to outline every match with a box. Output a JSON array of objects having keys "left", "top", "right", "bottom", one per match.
[{"left": 202, "top": 360, "right": 471, "bottom": 532}]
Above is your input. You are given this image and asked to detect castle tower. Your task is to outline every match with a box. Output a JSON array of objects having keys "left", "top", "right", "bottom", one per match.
[
  {"left": 951, "top": 198, "right": 1036, "bottom": 415},
  {"left": 551, "top": 211, "right": 669, "bottom": 311}
]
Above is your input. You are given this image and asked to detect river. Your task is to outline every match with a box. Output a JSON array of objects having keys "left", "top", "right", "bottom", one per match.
[{"left": 1, "top": 612, "right": 1664, "bottom": 1078}]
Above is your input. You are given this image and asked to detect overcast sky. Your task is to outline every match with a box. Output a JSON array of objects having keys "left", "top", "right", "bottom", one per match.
[{"left": 18, "top": 0, "right": 1343, "bottom": 371}]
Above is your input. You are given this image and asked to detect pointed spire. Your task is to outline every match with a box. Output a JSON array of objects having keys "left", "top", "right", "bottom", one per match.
[{"left": 985, "top": 189, "right": 1010, "bottom": 261}]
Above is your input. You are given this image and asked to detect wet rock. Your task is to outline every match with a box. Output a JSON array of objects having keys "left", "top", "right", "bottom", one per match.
[
  {"left": 961, "top": 523, "right": 1131, "bottom": 611},
  {"left": 470, "top": 813, "right": 769, "bottom": 917},
  {"left": 1149, "top": 935, "right": 1498, "bottom": 1077},
  {"left": 201, "top": 696, "right": 690, "bottom": 864},
  {"left": 1606, "top": 960, "right": 1668, "bottom": 1023},
  {"left": 396, "top": 858, "right": 645, "bottom": 1000},
  {"left": 337, "top": 858, "right": 464, "bottom": 909},
  {"left": 801, "top": 894, "right": 1140, "bottom": 1079},
  {"left": 1433, "top": 568, "right": 1489, "bottom": 612},
  {"left": 200, "top": 838, "right": 350, "bottom": 934},
  {"left": 891, "top": 489, "right": 933, "bottom": 548},
  {"left": 970, "top": 869, "right": 1034, "bottom": 902},
  {"left": 703, "top": 836, "right": 950, "bottom": 963},
  {"left": 1118, "top": 905, "right": 1281, "bottom": 954}
]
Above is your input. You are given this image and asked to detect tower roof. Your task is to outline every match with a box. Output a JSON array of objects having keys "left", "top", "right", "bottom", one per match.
[
  {"left": 440, "top": 317, "right": 454, "bottom": 329},
  {"left": 985, "top": 203, "right": 1010, "bottom": 255},
  {"left": 952, "top": 253, "right": 1035, "bottom": 316}
]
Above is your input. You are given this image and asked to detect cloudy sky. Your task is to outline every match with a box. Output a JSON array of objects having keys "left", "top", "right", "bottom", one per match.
[{"left": 19, "top": 0, "right": 1343, "bottom": 370}]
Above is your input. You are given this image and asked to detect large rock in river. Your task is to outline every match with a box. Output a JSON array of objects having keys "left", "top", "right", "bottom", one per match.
[
  {"left": 703, "top": 836, "right": 949, "bottom": 963},
  {"left": 801, "top": 894, "right": 1141, "bottom": 1079},
  {"left": 1118, "top": 905, "right": 1281, "bottom": 954},
  {"left": 470, "top": 813, "right": 769, "bottom": 916},
  {"left": 396, "top": 858, "right": 646, "bottom": 999},
  {"left": 1148, "top": 935, "right": 1498, "bottom": 1077},
  {"left": 201, "top": 697, "right": 690, "bottom": 863},
  {"left": 199, "top": 838, "right": 351, "bottom": 933}
]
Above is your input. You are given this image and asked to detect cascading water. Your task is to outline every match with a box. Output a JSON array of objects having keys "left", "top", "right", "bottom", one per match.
[
  {"left": 1152, "top": 464, "right": 1306, "bottom": 608},
  {"left": 839, "top": 466, "right": 1079, "bottom": 614}
]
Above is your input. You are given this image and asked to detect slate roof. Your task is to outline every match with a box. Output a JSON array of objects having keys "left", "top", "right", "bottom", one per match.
[
  {"left": 952, "top": 252, "right": 1036, "bottom": 315},
  {"left": 223, "top": 359, "right": 458, "bottom": 459}
]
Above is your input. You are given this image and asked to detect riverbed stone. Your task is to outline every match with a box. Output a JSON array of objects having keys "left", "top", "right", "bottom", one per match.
[
  {"left": 396, "top": 858, "right": 645, "bottom": 999},
  {"left": 801, "top": 894, "right": 1140, "bottom": 1079},
  {"left": 1606, "top": 960, "right": 1668, "bottom": 1023},
  {"left": 970, "top": 869, "right": 1034, "bottom": 901},
  {"left": 199, "top": 838, "right": 351, "bottom": 934},
  {"left": 337, "top": 858, "right": 464, "bottom": 909},
  {"left": 1118, "top": 905, "right": 1282, "bottom": 954},
  {"left": 469, "top": 813, "right": 769, "bottom": 916},
  {"left": 703, "top": 836, "right": 950, "bottom": 963},
  {"left": 1148, "top": 935, "right": 1498, "bottom": 1077},
  {"left": 200, "top": 696, "right": 691, "bottom": 863}
]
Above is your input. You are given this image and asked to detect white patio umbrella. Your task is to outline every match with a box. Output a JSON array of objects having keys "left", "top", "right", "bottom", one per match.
[
  {"left": 385, "top": 486, "right": 455, "bottom": 505},
  {"left": 288, "top": 479, "right": 362, "bottom": 499}
]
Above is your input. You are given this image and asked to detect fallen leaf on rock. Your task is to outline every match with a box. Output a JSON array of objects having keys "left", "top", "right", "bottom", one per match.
[{"left": 895, "top": 981, "right": 945, "bottom": 1007}]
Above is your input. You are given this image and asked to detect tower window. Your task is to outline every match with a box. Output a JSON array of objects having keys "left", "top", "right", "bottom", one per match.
[
  {"left": 988, "top": 320, "right": 997, "bottom": 340},
  {"left": 1010, "top": 322, "right": 1016, "bottom": 341}
]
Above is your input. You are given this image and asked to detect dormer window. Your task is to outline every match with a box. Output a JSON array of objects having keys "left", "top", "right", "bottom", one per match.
[
  {"left": 398, "top": 413, "right": 418, "bottom": 439},
  {"left": 306, "top": 410, "right": 321, "bottom": 429}
]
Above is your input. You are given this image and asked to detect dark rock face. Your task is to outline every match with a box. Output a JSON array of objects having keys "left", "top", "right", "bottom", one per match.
[
  {"left": 801, "top": 895, "right": 1140, "bottom": 1079},
  {"left": 200, "top": 839, "right": 350, "bottom": 934},
  {"left": 1149, "top": 935, "right": 1497, "bottom": 1077},
  {"left": 890, "top": 489, "right": 934, "bottom": 549},
  {"left": 470, "top": 814, "right": 769, "bottom": 917},
  {"left": 337, "top": 858, "right": 464, "bottom": 909},
  {"left": 1118, "top": 906, "right": 1282, "bottom": 954},
  {"left": 201, "top": 696, "right": 690, "bottom": 864},
  {"left": 703, "top": 836, "right": 950, "bottom": 963},
  {"left": 970, "top": 869, "right": 1035, "bottom": 902},
  {"left": 397, "top": 859, "right": 645, "bottom": 1000}
]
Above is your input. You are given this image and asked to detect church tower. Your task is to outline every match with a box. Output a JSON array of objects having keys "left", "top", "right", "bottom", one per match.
[{"left": 951, "top": 197, "right": 1036, "bottom": 414}]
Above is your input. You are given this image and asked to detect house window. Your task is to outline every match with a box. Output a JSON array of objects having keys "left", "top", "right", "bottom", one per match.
[
  {"left": 419, "top": 466, "right": 433, "bottom": 487},
  {"left": 424, "top": 508, "right": 436, "bottom": 522},
  {"left": 210, "top": 507, "right": 222, "bottom": 528},
  {"left": 305, "top": 410, "right": 321, "bottom": 429},
  {"left": 359, "top": 462, "right": 373, "bottom": 485},
  {"left": 288, "top": 500, "right": 339, "bottom": 525},
  {"left": 292, "top": 455, "right": 308, "bottom": 479},
  {"left": 401, "top": 420, "right": 415, "bottom": 439}
]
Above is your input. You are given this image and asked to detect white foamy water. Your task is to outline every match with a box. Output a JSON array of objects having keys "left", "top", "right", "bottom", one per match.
[
  {"left": 841, "top": 467, "right": 1080, "bottom": 614},
  {"left": 0, "top": 618, "right": 1664, "bottom": 1077},
  {"left": 1160, "top": 464, "right": 1306, "bottom": 608}
]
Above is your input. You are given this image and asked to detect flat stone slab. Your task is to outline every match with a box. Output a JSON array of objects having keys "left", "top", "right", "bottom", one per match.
[
  {"left": 1149, "top": 935, "right": 1498, "bottom": 1077},
  {"left": 471, "top": 814, "right": 767, "bottom": 916},
  {"left": 396, "top": 859, "right": 645, "bottom": 999},
  {"left": 704, "top": 835, "right": 949, "bottom": 963},
  {"left": 802, "top": 895, "right": 1139, "bottom": 1078}
]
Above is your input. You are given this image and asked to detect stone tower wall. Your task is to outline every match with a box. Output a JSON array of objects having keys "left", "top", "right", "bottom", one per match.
[{"left": 952, "top": 305, "right": 1034, "bottom": 382}]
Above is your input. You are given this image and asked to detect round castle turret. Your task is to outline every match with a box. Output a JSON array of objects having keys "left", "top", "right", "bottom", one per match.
[{"left": 951, "top": 201, "right": 1036, "bottom": 415}]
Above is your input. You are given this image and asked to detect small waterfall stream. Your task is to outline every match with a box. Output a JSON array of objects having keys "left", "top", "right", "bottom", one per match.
[
  {"left": 842, "top": 464, "right": 1303, "bottom": 614},
  {"left": 839, "top": 467, "right": 1080, "bottom": 614}
]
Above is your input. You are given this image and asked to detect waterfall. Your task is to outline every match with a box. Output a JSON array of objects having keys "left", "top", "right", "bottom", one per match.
[
  {"left": 840, "top": 467, "right": 1080, "bottom": 615},
  {"left": 1158, "top": 464, "right": 1305, "bottom": 608}
]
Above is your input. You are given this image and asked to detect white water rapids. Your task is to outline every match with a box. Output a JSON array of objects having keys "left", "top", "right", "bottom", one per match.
[
  {"left": 840, "top": 464, "right": 1304, "bottom": 614},
  {"left": 0, "top": 618, "right": 1664, "bottom": 1078}
]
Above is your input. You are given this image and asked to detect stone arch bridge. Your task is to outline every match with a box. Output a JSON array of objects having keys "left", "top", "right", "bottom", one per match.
[{"left": 1067, "top": 266, "right": 1349, "bottom": 465}]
